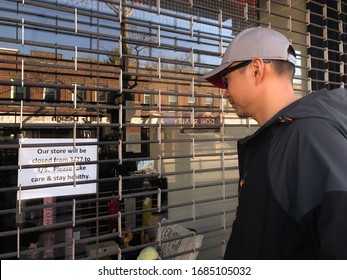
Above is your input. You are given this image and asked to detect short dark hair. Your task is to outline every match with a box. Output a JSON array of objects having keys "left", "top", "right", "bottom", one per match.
[{"left": 271, "top": 60, "right": 296, "bottom": 80}]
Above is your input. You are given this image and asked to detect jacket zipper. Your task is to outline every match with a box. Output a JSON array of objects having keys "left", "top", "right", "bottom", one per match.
[
  {"left": 233, "top": 171, "right": 247, "bottom": 229},
  {"left": 239, "top": 171, "right": 247, "bottom": 192}
]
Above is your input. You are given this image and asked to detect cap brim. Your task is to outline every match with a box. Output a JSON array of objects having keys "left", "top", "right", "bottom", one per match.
[{"left": 202, "top": 61, "right": 231, "bottom": 89}]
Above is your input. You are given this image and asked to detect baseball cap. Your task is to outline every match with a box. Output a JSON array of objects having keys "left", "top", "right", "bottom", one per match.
[{"left": 203, "top": 27, "right": 296, "bottom": 88}]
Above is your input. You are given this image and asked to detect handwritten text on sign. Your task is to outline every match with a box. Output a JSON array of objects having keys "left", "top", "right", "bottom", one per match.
[{"left": 18, "top": 138, "right": 97, "bottom": 200}]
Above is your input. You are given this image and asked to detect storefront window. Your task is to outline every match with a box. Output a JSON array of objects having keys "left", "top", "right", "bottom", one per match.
[{"left": 1, "top": 0, "right": 337, "bottom": 260}]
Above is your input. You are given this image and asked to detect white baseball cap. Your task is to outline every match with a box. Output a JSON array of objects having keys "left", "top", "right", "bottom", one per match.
[{"left": 203, "top": 27, "right": 296, "bottom": 88}]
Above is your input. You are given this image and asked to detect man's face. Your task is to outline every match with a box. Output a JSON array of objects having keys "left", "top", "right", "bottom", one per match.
[{"left": 222, "top": 61, "right": 253, "bottom": 118}]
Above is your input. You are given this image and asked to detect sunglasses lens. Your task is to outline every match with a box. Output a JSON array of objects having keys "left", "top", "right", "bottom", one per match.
[{"left": 222, "top": 77, "right": 227, "bottom": 89}]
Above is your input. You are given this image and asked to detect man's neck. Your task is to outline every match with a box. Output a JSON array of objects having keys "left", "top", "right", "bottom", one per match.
[{"left": 255, "top": 82, "right": 297, "bottom": 126}]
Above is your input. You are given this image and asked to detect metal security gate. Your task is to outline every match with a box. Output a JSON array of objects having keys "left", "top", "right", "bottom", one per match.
[{"left": 0, "top": 0, "right": 345, "bottom": 260}]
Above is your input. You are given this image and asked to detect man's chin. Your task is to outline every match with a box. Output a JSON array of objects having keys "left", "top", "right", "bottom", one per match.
[{"left": 235, "top": 111, "right": 250, "bottom": 119}]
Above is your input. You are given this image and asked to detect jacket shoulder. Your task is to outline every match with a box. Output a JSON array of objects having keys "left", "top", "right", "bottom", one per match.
[{"left": 269, "top": 117, "right": 347, "bottom": 221}]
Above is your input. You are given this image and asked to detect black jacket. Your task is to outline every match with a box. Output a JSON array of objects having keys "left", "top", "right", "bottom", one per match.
[{"left": 224, "top": 88, "right": 347, "bottom": 259}]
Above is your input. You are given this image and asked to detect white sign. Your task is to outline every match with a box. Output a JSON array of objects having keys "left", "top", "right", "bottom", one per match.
[{"left": 17, "top": 138, "right": 97, "bottom": 200}]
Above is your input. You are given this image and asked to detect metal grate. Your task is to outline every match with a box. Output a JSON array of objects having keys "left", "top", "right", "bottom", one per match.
[
  {"left": 307, "top": 0, "right": 347, "bottom": 90},
  {"left": 0, "top": 0, "right": 345, "bottom": 260}
]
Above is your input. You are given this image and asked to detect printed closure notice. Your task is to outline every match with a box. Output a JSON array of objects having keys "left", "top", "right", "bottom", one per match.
[{"left": 18, "top": 138, "right": 97, "bottom": 200}]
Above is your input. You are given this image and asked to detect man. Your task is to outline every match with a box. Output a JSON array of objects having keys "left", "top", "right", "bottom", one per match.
[{"left": 203, "top": 27, "right": 347, "bottom": 259}]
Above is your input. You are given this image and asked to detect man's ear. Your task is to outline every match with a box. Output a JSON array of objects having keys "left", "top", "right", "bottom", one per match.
[{"left": 250, "top": 57, "right": 265, "bottom": 84}]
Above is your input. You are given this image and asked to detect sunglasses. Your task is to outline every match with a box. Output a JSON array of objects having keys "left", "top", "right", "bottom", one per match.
[
  {"left": 220, "top": 59, "right": 271, "bottom": 89},
  {"left": 220, "top": 60, "right": 252, "bottom": 89}
]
